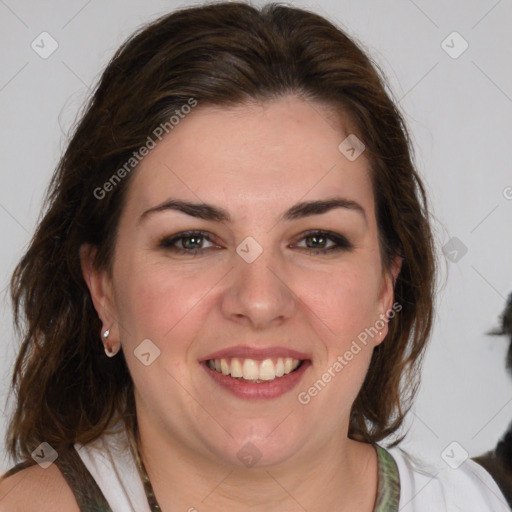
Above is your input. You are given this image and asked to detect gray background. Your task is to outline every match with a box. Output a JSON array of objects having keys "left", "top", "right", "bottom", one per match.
[{"left": 0, "top": 0, "right": 511, "bottom": 472}]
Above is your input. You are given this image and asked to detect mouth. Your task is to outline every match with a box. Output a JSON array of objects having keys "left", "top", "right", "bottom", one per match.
[
  {"left": 205, "top": 356, "right": 305, "bottom": 383},
  {"left": 200, "top": 349, "right": 311, "bottom": 399}
]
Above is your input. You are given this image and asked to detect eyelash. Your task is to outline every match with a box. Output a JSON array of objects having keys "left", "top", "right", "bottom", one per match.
[{"left": 158, "top": 229, "right": 353, "bottom": 256}]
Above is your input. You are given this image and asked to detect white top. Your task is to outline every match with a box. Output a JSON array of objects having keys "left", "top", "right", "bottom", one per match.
[
  {"left": 74, "top": 424, "right": 510, "bottom": 512},
  {"left": 74, "top": 423, "right": 151, "bottom": 512},
  {"left": 385, "top": 444, "right": 510, "bottom": 511}
]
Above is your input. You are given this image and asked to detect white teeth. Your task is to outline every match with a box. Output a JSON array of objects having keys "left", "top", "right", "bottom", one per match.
[
  {"left": 259, "top": 359, "right": 276, "bottom": 380},
  {"left": 230, "top": 358, "right": 243, "bottom": 378},
  {"left": 242, "top": 359, "right": 259, "bottom": 380},
  {"left": 220, "top": 358, "right": 230, "bottom": 375},
  {"left": 275, "top": 358, "right": 285, "bottom": 377},
  {"left": 206, "top": 356, "right": 302, "bottom": 382}
]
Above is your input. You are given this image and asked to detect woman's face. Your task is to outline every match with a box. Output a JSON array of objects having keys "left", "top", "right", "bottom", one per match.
[{"left": 87, "top": 95, "right": 398, "bottom": 467}]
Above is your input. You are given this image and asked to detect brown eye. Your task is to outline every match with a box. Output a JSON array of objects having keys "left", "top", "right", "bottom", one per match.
[
  {"left": 294, "top": 230, "right": 353, "bottom": 254},
  {"left": 159, "top": 231, "right": 217, "bottom": 255}
]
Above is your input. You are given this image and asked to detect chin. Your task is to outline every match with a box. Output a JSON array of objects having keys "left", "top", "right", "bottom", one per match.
[{"left": 212, "top": 426, "right": 304, "bottom": 469}]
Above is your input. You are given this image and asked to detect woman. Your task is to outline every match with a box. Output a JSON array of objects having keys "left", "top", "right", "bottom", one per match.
[{"left": 0, "top": 2, "right": 508, "bottom": 511}]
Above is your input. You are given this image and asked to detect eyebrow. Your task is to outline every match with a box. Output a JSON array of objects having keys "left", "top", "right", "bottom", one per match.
[{"left": 139, "top": 197, "right": 367, "bottom": 225}]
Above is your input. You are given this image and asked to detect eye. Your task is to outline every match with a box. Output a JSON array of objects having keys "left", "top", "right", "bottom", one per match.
[
  {"left": 158, "top": 230, "right": 218, "bottom": 256},
  {"left": 158, "top": 229, "right": 353, "bottom": 257},
  {"left": 293, "top": 230, "right": 353, "bottom": 254}
]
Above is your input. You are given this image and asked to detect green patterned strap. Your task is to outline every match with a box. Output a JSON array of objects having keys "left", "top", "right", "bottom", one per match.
[
  {"left": 374, "top": 444, "right": 400, "bottom": 512},
  {"left": 53, "top": 444, "right": 114, "bottom": 512}
]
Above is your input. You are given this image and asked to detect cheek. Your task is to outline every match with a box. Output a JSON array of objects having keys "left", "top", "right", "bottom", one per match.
[
  {"left": 113, "top": 261, "right": 210, "bottom": 400},
  {"left": 297, "top": 261, "right": 381, "bottom": 339},
  {"left": 113, "top": 257, "right": 218, "bottom": 346},
  {"left": 298, "top": 267, "right": 380, "bottom": 409}
]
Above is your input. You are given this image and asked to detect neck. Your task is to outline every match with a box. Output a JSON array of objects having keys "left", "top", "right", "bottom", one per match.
[{"left": 133, "top": 413, "right": 378, "bottom": 512}]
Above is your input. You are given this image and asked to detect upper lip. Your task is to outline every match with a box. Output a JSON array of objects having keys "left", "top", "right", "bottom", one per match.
[{"left": 200, "top": 345, "right": 311, "bottom": 362}]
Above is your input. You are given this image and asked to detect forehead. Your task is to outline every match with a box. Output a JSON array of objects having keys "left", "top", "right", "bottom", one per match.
[{"left": 124, "top": 95, "right": 374, "bottom": 220}]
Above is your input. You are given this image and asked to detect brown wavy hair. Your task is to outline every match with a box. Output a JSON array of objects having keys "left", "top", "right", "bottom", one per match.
[{"left": 3, "top": 1, "right": 436, "bottom": 468}]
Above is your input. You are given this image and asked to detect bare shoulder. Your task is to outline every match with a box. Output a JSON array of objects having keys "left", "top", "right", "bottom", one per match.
[{"left": 0, "top": 463, "right": 79, "bottom": 512}]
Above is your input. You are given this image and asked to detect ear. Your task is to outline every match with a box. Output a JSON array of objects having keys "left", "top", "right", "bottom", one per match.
[
  {"left": 375, "top": 255, "right": 402, "bottom": 344},
  {"left": 80, "top": 244, "right": 119, "bottom": 342}
]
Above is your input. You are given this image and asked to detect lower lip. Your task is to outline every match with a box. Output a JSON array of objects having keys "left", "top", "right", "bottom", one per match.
[{"left": 202, "top": 360, "right": 311, "bottom": 400}]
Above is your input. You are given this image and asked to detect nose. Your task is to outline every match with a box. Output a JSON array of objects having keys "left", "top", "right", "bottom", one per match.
[{"left": 220, "top": 243, "right": 297, "bottom": 330}]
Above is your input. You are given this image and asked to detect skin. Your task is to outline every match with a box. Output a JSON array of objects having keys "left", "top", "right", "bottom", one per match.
[{"left": 81, "top": 94, "right": 401, "bottom": 512}]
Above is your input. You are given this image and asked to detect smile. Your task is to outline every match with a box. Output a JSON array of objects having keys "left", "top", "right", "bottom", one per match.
[
  {"left": 206, "top": 357, "right": 302, "bottom": 382},
  {"left": 202, "top": 357, "right": 310, "bottom": 399}
]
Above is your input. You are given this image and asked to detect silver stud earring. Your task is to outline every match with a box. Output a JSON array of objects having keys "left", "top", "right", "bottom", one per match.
[{"left": 102, "top": 329, "right": 110, "bottom": 339}]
